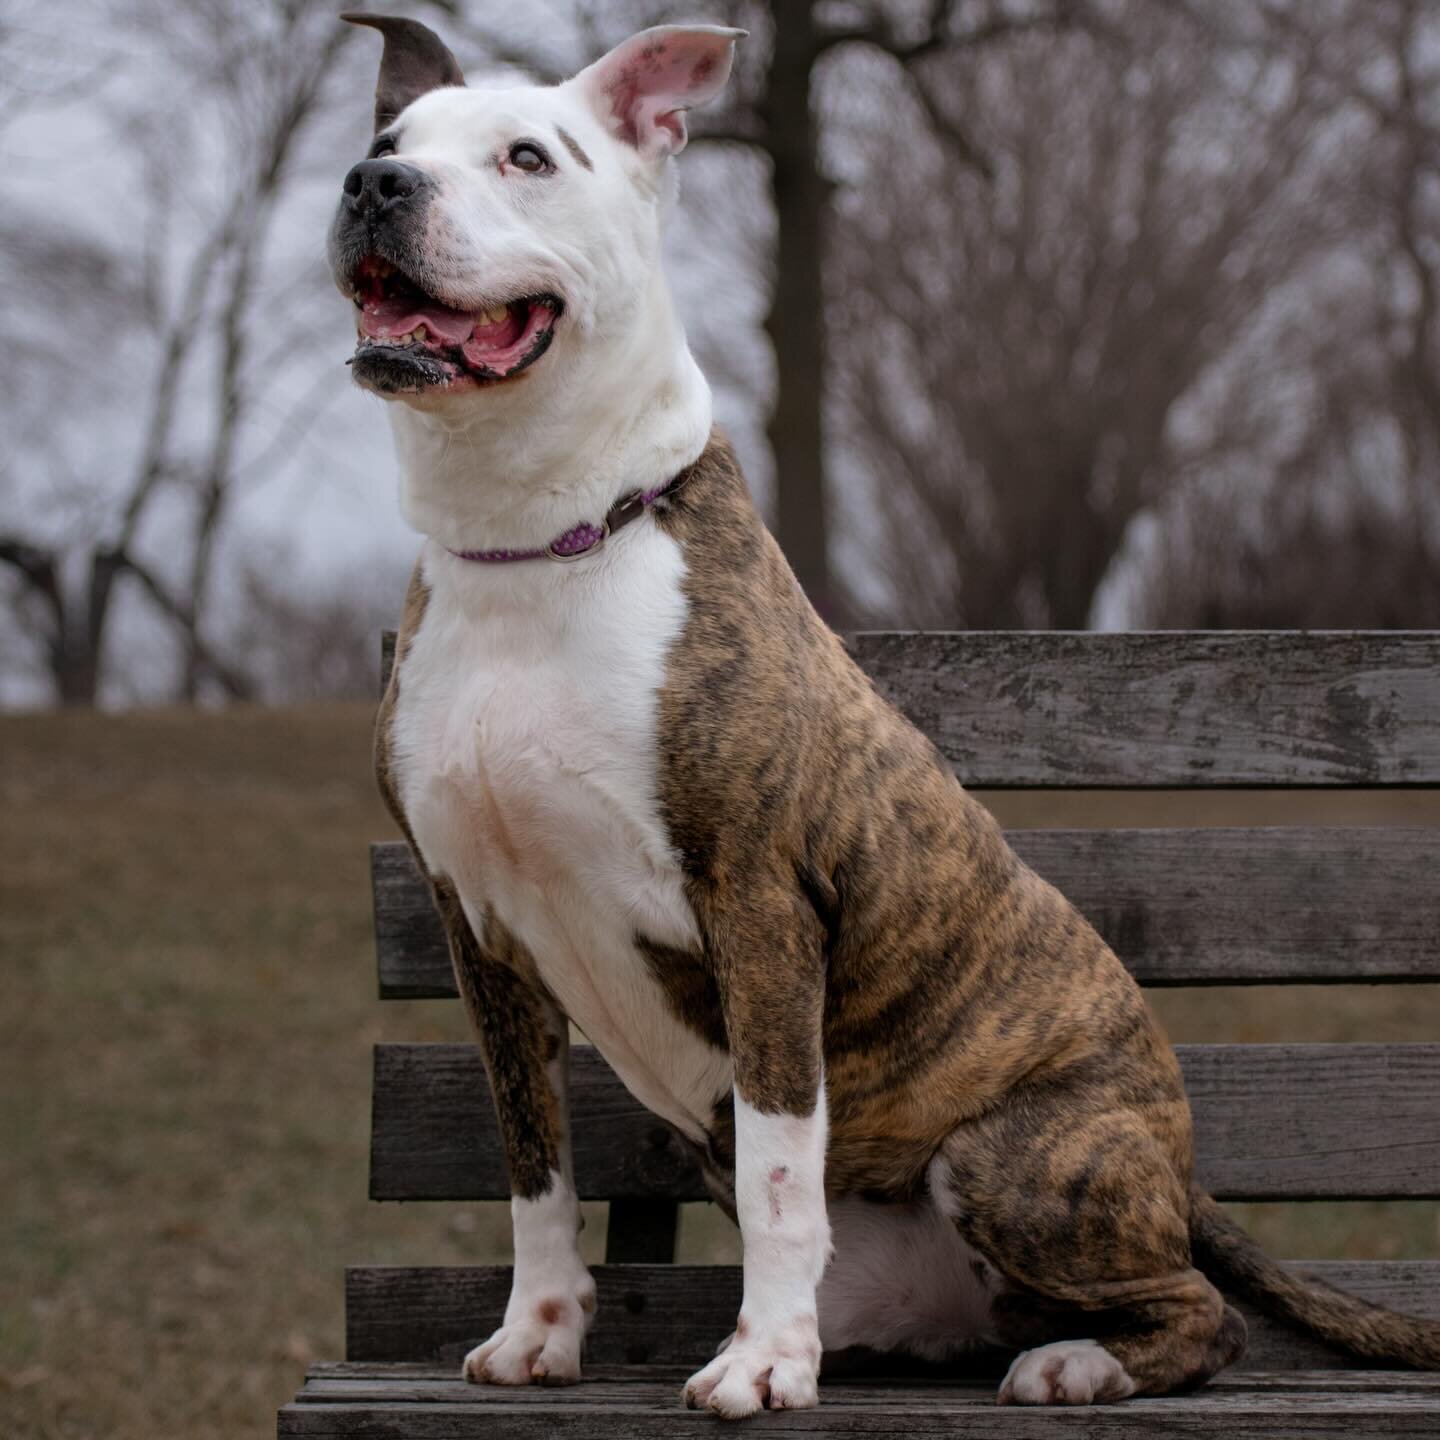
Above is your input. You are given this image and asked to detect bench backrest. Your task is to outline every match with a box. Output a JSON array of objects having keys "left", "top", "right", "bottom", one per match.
[{"left": 355, "top": 630, "right": 1440, "bottom": 1371}]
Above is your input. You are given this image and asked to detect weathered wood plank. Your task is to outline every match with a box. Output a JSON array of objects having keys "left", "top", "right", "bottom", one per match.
[
  {"left": 284, "top": 1363, "right": 1440, "bottom": 1435},
  {"left": 344, "top": 1262, "right": 1440, "bottom": 1373},
  {"left": 379, "top": 629, "right": 1440, "bottom": 786},
  {"left": 281, "top": 1401, "right": 1440, "bottom": 1440},
  {"left": 302, "top": 1362, "right": 1440, "bottom": 1396},
  {"left": 856, "top": 631, "right": 1440, "bottom": 788},
  {"left": 370, "top": 1043, "right": 1440, "bottom": 1202},
  {"left": 283, "top": 1390, "right": 1440, "bottom": 1438},
  {"left": 303, "top": 1362, "right": 1440, "bottom": 1393},
  {"left": 370, "top": 828, "right": 1440, "bottom": 998}
]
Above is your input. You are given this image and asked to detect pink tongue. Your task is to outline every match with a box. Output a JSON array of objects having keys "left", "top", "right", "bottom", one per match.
[{"left": 361, "top": 295, "right": 477, "bottom": 343}]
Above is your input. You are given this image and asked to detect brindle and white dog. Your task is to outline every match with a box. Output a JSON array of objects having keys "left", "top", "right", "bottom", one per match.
[{"left": 329, "top": 14, "right": 1440, "bottom": 1419}]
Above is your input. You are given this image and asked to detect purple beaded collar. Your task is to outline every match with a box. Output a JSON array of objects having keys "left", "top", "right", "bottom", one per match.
[{"left": 447, "top": 468, "right": 691, "bottom": 564}]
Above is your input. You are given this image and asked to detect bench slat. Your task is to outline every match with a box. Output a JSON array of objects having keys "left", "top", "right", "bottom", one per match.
[
  {"left": 301, "top": 1361, "right": 1440, "bottom": 1394},
  {"left": 380, "top": 629, "right": 1440, "bottom": 787},
  {"left": 370, "top": 828, "right": 1440, "bottom": 999},
  {"left": 370, "top": 1043, "right": 1440, "bottom": 1203},
  {"left": 282, "top": 1375, "right": 1440, "bottom": 1439},
  {"left": 344, "top": 1261, "right": 1440, "bottom": 1373}
]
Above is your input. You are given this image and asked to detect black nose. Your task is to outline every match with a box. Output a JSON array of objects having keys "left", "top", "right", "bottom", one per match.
[{"left": 341, "top": 158, "right": 425, "bottom": 215}]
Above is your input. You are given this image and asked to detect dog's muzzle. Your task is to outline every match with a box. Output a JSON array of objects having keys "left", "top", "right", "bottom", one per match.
[
  {"left": 328, "top": 158, "right": 434, "bottom": 285},
  {"left": 329, "top": 157, "right": 565, "bottom": 395}
]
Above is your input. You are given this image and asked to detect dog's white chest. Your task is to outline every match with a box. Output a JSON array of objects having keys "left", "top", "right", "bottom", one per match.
[{"left": 393, "top": 531, "right": 730, "bottom": 1140}]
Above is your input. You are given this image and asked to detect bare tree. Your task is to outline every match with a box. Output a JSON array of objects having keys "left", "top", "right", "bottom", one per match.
[
  {"left": 700, "top": 0, "right": 1093, "bottom": 619},
  {"left": 1125, "top": 0, "right": 1440, "bottom": 629},
  {"left": 0, "top": 0, "right": 363, "bottom": 703},
  {"left": 825, "top": 0, "right": 1375, "bottom": 627}
]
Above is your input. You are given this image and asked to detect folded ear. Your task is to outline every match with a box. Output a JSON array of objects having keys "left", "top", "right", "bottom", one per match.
[
  {"left": 572, "top": 25, "right": 744, "bottom": 161},
  {"left": 341, "top": 12, "right": 466, "bottom": 133}
]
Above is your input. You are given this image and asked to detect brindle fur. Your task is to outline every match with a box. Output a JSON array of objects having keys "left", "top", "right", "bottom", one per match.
[
  {"left": 379, "top": 432, "right": 1440, "bottom": 1394},
  {"left": 631, "top": 432, "right": 1240, "bottom": 1393}
]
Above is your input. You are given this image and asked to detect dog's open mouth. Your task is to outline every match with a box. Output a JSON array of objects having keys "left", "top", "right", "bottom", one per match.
[{"left": 348, "top": 255, "right": 563, "bottom": 393}]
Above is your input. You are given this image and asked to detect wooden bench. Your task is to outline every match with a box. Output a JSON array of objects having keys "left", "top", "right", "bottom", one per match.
[{"left": 279, "top": 631, "right": 1440, "bottom": 1436}]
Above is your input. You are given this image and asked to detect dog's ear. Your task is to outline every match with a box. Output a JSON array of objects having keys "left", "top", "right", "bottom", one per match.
[
  {"left": 341, "top": 12, "right": 466, "bottom": 133},
  {"left": 572, "top": 25, "right": 744, "bottom": 161}
]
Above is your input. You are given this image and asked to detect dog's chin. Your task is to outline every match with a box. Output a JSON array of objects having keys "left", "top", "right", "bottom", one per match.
[{"left": 350, "top": 344, "right": 466, "bottom": 398}]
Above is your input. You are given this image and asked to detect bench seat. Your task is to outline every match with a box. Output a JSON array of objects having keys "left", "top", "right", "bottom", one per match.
[{"left": 280, "top": 1364, "right": 1440, "bottom": 1436}]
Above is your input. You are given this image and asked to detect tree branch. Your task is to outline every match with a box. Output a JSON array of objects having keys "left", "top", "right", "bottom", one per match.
[
  {"left": 903, "top": 66, "right": 996, "bottom": 181},
  {"left": 118, "top": 551, "right": 252, "bottom": 700},
  {"left": 823, "top": 2, "right": 1098, "bottom": 181},
  {"left": 0, "top": 536, "right": 62, "bottom": 627}
]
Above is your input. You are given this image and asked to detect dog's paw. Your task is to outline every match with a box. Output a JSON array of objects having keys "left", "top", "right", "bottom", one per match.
[
  {"left": 462, "top": 1290, "right": 593, "bottom": 1387},
  {"left": 681, "top": 1319, "right": 821, "bottom": 1418},
  {"left": 997, "top": 1339, "right": 1136, "bottom": 1406}
]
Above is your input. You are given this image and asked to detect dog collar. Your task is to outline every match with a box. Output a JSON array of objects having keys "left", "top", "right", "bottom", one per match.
[{"left": 446, "top": 468, "right": 690, "bottom": 565}]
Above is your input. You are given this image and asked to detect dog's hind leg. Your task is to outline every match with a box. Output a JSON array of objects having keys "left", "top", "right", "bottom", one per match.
[{"left": 928, "top": 1089, "right": 1246, "bottom": 1404}]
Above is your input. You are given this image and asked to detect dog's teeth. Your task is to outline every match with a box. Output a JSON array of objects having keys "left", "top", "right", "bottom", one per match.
[{"left": 414, "top": 323, "right": 428, "bottom": 341}]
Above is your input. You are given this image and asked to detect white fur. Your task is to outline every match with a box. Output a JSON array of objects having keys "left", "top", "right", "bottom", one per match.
[
  {"left": 393, "top": 525, "right": 733, "bottom": 1142},
  {"left": 818, "top": 1197, "right": 1000, "bottom": 1360},
  {"left": 463, "top": 1167, "right": 595, "bottom": 1385},
  {"left": 1000, "top": 1339, "right": 1137, "bottom": 1406},
  {"left": 683, "top": 1089, "right": 832, "bottom": 1418}
]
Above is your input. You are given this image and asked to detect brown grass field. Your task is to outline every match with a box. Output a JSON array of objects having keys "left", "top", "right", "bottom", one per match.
[{"left": 2, "top": 703, "right": 1437, "bottom": 1439}]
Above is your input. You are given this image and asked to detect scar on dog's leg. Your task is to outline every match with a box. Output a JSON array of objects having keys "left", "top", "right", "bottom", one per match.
[{"left": 929, "top": 1098, "right": 1246, "bottom": 1404}]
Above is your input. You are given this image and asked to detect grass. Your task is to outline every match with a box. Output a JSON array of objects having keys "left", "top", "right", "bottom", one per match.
[{"left": 1, "top": 704, "right": 1436, "bottom": 1438}]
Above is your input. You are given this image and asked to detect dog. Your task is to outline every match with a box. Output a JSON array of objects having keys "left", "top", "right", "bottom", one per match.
[{"left": 329, "top": 13, "right": 1440, "bottom": 1418}]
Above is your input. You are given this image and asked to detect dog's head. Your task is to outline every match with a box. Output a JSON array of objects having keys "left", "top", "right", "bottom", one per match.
[{"left": 329, "top": 14, "right": 742, "bottom": 410}]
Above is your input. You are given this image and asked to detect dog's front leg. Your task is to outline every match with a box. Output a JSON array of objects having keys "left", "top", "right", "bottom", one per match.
[
  {"left": 683, "top": 887, "right": 831, "bottom": 1418},
  {"left": 431, "top": 882, "right": 595, "bottom": 1386}
]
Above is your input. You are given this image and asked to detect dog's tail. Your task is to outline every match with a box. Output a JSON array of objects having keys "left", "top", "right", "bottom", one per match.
[{"left": 1190, "top": 1190, "right": 1440, "bottom": 1368}]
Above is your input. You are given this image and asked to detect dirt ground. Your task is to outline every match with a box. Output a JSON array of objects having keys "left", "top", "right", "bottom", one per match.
[{"left": 2, "top": 703, "right": 1436, "bottom": 1439}]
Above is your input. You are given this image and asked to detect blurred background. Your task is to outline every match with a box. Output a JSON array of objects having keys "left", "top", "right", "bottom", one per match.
[{"left": 2, "top": 2, "right": 1438, "bottom": 1436}]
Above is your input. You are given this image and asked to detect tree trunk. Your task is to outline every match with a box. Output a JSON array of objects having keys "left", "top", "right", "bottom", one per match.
[
  {"left": 762, "top": 4, "right": 833, "bottom": 617},
  {"left": 54, "top": 631, "right": 100, "bottom": 706},
  {"left": 52, "top": 549, "right": 123, "bottom": 706},
  {"left": 1039, "top": 486, "right": 1127, "bottom": 629}
]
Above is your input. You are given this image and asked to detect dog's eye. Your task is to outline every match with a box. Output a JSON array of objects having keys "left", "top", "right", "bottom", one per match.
[
  {"left": 508, "top": 141, "right": 551, "bottom": 174},
  {"left": 369, "top": 133, "right": 397, "bottom": 159}
]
